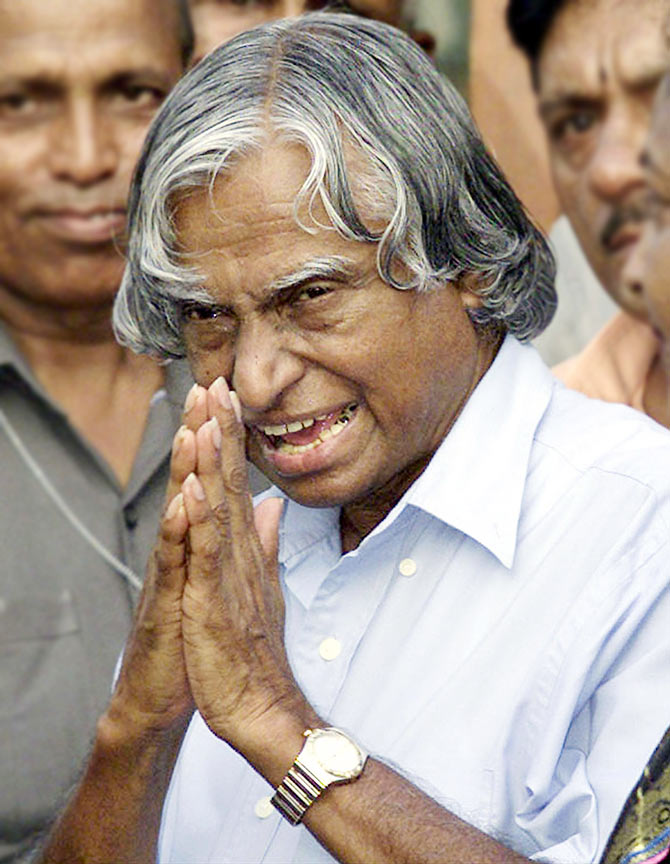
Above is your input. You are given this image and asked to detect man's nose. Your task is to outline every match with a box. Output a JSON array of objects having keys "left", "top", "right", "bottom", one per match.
[
  {"left": 231, "top": 321, "right": 305, "bottom": 413},
  {"left": 587, "top": 115, "right": 646, "bottom": 203},
  {"left": 276, "top": 0, "right": 307, "bottom": 16},
  {"left": 48, "top": 98, "right": 117, "bottom": 186}
]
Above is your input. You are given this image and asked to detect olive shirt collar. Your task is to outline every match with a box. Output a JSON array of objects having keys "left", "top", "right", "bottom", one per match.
[{"left": 0, "top": 320, "right": 193, "bottom": 499}]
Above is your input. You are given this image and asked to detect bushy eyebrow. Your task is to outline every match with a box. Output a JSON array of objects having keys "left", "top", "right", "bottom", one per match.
[
  {"left": 538, "top": 95, "right": 598, "bottom": 119},
  {"left": 539, "top": 61, "right": 667, "bottom": 117},
  {"left": 265, "top": 255, "right": 357, "bottom": 301},
  {"left": 0, "top": 67, "right": 173, "bottom": 94}
]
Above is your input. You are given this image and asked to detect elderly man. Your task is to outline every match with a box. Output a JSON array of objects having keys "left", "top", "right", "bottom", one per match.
[
  {"left": 507, "top": 0, "right": 667, "bottom": 413},
  {"left": 0, "top": 0, "right": 192, "bottom": 859},
  {"left": 38, "top": 15, "right": 670, "bottom": 864}
]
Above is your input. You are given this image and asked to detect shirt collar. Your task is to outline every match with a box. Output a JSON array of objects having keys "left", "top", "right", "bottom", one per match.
[
  {"left": 405, "top": 336, "right": 553, "bottom": 568},
  {"left": 267, "top": 336, "right": 554, "bottom": 575},
  {"left": 0, "top": 321, "right": 48, "bottom": 396}
]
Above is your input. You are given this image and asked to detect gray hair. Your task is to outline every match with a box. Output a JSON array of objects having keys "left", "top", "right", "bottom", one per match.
[{"left": 114, "top": 12, "right": 556, "bottom": 358}]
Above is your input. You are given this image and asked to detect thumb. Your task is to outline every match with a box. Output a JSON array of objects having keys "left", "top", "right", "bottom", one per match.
[{"left": 253, "top": 497, "right": 284, "bottom": 563}]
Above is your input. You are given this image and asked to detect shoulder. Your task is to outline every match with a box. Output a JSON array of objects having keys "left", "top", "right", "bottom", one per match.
[
  {"left": 538, "top": 379, "right": 670, "bottom": 480},
  {"left": 527, "top": 381, "right": 670, "bottom": 558},
  {"left": 552, "top": 312, "right": 659, "bottom": 407}
]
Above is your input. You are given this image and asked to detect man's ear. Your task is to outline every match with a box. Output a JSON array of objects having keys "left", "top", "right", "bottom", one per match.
[{"left": 457, "top": 272, "right": 485, "bottom": 310}]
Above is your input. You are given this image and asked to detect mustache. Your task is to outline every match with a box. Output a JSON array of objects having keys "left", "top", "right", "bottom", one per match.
[{"left": 600, "top": 203, "right": 648, "bottom": 250}]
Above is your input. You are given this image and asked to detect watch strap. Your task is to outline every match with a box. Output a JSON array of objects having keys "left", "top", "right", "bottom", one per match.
[{"left": 271, "top": 758, "right": 327, "bottom": 825}]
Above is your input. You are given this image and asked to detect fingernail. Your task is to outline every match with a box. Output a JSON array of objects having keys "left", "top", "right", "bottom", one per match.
[
  {"left": 173, "top": 424, "right": 188, "bottom": 454},
  {"left": 207, "top": 417, "right": 222, "bottom": 449},
  {"left": 165, "top": 492, "right": 183, "bottom": 520},
  {"left": 184, "top": 472, "right": 206, "bottom": 501},
  {"left": 229, "top": 391, "right": 242, "bottom": 424},
  {"left": 184, "top": 383, "right": 199, "bottom": 413},
  {"left": 211, "top": 376, "right": 231, "bottom": 410}
]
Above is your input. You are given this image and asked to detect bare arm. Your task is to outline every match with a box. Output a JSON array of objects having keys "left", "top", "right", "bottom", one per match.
[
  {"left": 39, "top": 714, "right": 187, "bottom": 864},
  {"left": 37, "top": 389, "right": 208, "bottom": 864}
]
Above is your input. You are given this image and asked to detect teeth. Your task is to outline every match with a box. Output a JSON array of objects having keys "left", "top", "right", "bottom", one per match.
[
  {"left": 259, "top": 407, "right": 359, "bottom": 438},
  {"left": 270, "top": 404, "right": 358, "bottom": 454},
  {"left": 261, "top": 417, "right": 315, "bottom": 436}
]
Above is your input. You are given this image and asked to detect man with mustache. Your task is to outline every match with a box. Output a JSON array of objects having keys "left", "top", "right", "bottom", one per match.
[
  {"left": 0, "top": 1, "right": 193, "bottom": 860},
  {"left": 507, "top": 0, "right": 666, "bottom": 418},
  {"left": 600, "top": 70, "right": 670, "bottom": 864}
]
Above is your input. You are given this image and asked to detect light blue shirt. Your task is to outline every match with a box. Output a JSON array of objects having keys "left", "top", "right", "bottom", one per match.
[{"left": 159, "top": 337, "right": 670, "bottom": 864}]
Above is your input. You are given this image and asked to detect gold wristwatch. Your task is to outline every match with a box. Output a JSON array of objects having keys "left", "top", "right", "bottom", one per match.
[{"left": 271, "top": 727, "right": 368, "bottom": 825}]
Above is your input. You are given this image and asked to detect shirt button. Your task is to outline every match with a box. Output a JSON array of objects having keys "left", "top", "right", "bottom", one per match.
[
  {"left": 319, "top": 637, "right": 342, "bottom": 661},
  {"left": 124, "top": 504, "right": 138, "bottom": 530},
  {"left": 398, "top": 558, "right": 417, "bottom": 577},
  {"left": 254, "top": 796, "right": 274, "bottom": 819}
]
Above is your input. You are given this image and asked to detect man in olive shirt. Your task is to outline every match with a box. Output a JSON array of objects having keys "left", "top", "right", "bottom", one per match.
[{"left": 0, "top": 1, "right": 192, "bottom": 859}]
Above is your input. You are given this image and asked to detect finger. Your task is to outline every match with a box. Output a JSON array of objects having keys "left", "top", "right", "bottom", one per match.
[
  {"left": 183, "top": 382, "right": 209, "bottom": 433},
  {"left": 194, "top": 417, "right": 238, "bottom": 555},
  {"left": 181, "top": 472, "right": 226, "bottom": 589},
  {"left": 194, "top": 417, "right": 227, "bottom": 523},
  {"left": 137, "top": 490, "right": 188, "bottom": 617},
  {"left": 154, "top": 492, "right": 188, "bottom": 593},
  {"left": 164, "top": 425, "right": 197, "bottom": 508},
  {"left": 253, "top": 497, "right": 284, "bottom": 565},
  {"left": 207, "top": 377, "right": 254, "bottom": 532}
]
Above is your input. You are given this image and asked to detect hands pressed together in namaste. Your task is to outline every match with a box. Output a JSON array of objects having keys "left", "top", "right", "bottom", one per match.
[{"left": 108, "top": 376, "right": 317, "bottom": 769}]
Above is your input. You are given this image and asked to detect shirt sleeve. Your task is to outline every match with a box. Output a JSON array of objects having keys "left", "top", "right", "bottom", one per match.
[{"left": 518, "top": 550, "right": 670, "bottom": 863}]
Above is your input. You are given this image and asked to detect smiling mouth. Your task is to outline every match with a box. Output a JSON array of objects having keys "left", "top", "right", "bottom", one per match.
[
  {"left": 257, "top": 403, "right": 358, "bottom": 454},
  {"left": 35, "top": 208, "right": 127, "bottom": 244}
]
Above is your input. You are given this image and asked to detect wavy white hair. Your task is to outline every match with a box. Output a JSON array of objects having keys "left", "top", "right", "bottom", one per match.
[{"left": 114, "top": 12, "right": 556, "bottom": 358}]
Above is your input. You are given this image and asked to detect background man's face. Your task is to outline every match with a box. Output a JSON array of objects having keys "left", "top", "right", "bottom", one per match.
[
  {"left": 623, "top": 74, "right": 670, "bottom": 358},
  {"left": 189, "top": 0, "right": 403, "bottom": 64},
  {"left": 536, "top": 0, "right": 667, "bottom": 315},
  {"left": 0, "top": 0, "right": 183, "bottom": 316}
]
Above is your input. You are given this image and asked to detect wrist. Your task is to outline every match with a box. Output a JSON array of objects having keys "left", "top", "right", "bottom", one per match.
[
  {"left": 228, "top": 703, "right": 323, "bottom": 786},
  {"left": 98, "top": 698, "right": 192, "bottom": 755},
  {"left": 272, "top": 727, "right": 369, "bottom": 825}
]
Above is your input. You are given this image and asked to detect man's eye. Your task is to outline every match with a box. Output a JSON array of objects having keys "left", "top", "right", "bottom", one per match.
[
  {"left": 114, "top": 84, "right": 165, "bottom": 110},
  {"left": 181, "top": 302, "right": 225, "bottom": 321},
  {"left": 551, "top": 110, "right": 596, "bottom": 143},
  {"left": 0, "top": 92, "right": 37, "bottom": 118},
  {"left": 296, "top": 284, "right": 332, "bottom": 302},
  {"left": 566, "top": 111, "right": 595, "bottom": 133}
]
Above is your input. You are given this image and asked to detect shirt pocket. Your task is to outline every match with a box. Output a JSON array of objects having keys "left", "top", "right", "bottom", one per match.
[
  {"left": 0, "top": 590, "right": 90, "bottom": 841},
  {"left": 0, "top": 589, "right": 79, "bottom": 644}
]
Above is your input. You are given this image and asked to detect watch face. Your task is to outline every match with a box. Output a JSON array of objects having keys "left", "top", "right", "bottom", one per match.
[{"left": 307, "top": 728, "right": 365, "bottom": 779}]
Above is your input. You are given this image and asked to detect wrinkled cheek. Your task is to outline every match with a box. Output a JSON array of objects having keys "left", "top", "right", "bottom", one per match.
[{"left": 185, "top": 344, "right": 234, "bottom": 388}]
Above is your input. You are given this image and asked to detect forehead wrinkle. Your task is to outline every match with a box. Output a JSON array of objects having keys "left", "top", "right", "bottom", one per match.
[
  {"left": 539, "top": 0, "right": 667, "bottom": 98},
  {"left": 0, "top": 42, "right": 178, "bottom": 84}
]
